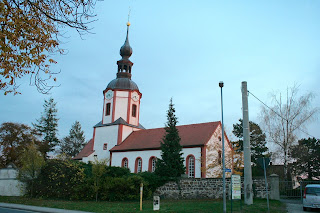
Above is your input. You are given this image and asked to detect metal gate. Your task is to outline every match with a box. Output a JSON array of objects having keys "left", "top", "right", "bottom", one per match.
[{"left": 280, "top": 180, "right": 320, "bottom": 200}]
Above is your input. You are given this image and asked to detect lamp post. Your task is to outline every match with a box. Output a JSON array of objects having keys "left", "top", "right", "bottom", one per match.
[{"left": 219, "top": 81, "right": 226, "bottom": 213}]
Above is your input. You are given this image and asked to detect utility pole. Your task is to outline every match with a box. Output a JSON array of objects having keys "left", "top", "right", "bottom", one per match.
[
  {"left": 219, "top": 81, "right": 226, "bottom": 213},
  {"left": 241, "top": 81, "right": 253, "bottom": 205}
]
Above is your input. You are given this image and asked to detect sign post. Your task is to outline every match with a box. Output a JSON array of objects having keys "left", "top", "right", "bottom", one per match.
[
  {"left": 140, "top": 183, "right": 143, "bottom": 211},
  {"left": 257, "top": 157, "right": 270, "bottom": 213},
  {"left": 153, "top": 196, "right": 160, "bottom": 211},
  {"left": 232, "top": 175, "right": 241, "bottom": 199},
  {"left": 231, "top": 174, "right": 241, "bottom": 213}
]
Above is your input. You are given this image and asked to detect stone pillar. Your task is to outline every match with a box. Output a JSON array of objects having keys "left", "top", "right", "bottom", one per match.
[{"left": 269, "top": 174, "right": 280, "bottom": 200}]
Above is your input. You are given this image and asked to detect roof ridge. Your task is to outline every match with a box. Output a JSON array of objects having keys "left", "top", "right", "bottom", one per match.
[
  {"left": 111, "top": 121, "right": 223, "bottom": 152},
  {"left": 142, "top": 121, "right": 220, "bottom": 131}
]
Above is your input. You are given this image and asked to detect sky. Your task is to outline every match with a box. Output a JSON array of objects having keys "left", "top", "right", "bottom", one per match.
[{"left": 1, "top": 1, "right": 319, "bottom": 150}]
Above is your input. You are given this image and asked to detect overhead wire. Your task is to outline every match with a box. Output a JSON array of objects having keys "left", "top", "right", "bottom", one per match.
[{"left": 247, "top": 90, "right": 316, "bottom": 139}]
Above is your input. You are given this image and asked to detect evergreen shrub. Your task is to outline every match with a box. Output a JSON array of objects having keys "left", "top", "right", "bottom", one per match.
[
  {"left": 33, "top": 159, "right": 87, "bottom": 199},
  {"left": 138, "top": 172, "right": 169, "bottom": 193},
  {"left": 100, "top": 175, "right": 148, "bottom": 201},
  {"left": 29, "top": 160, "right": 166, "bottom": 201},
  {"left": 105, "top": 166, "right": 130, "bottom": 177}
]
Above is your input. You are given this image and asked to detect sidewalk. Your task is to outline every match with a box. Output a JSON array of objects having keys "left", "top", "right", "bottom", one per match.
[
  {"left": 0, "top": 202, "right": 93, "bottom": 213},
  {"left": 281, "top": 199, "right": 305, "bottom": 213}
]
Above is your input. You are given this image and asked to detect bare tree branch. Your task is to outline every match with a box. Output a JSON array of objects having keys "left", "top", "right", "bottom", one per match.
[{"left": 259, "top": 84, "right": 319, "bottom": 179}]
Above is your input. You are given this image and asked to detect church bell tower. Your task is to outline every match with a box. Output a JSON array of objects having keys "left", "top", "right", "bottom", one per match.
[{"left": 102, "top": 22, "right": 142, "bottom": 127}]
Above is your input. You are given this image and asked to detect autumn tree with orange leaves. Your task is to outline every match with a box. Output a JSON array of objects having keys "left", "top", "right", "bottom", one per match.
[{"left": 0, "top": 0, "right": 96, "bottom": 94}]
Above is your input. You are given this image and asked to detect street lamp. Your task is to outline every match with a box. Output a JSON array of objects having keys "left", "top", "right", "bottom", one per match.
[{"left": 219, "top": 81, "right": 226, "bottom": 213}]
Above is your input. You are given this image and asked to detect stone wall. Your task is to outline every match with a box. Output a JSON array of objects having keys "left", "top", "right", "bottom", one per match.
[
  {"left": 0, "top": 164, "right": 25, "bottom": 196},
  {"left": 155, "top": 174, "right": 279, "bottom": 200}
]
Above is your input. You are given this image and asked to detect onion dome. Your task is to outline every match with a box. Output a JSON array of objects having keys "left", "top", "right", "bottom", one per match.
[
  {"left": 104, "top": 22, "right": 139, "bottom": 92},
  {"left": 120, "top": 22, "right": 133, "bottom": 58}
]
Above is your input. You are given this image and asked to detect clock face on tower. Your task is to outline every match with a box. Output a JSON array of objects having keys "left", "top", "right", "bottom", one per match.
[
  {"left": 132, "top": 92, "right": 139, "bottom": 102},
  {"left": 105, "top": 90, "right": 113, "bottom": 100}
]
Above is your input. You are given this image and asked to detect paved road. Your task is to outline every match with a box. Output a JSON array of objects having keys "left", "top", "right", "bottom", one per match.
[
  {"left": 0, "top": 207, "right": 35, "bottom": 213},
  {"left": 0, "top": 203, "right": 92, "bottom": 213},
  {"left": 282, "top": 199, "right": 320, "bottom": 213}
]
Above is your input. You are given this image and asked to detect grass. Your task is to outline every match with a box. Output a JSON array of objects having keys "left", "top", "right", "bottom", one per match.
[{"left": 0, "top": 196, "right": 286, "bottom": 213}]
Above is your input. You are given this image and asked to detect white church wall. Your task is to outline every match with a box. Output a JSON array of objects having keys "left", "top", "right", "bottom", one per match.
[
  {"left": 114, "top": 91, "right": 129, "bottom": 122},
  {"left": 121, "top": 126, "right": 141, "bottom": 143},
  {"left": 94, "top": 125, "right": 119, "bottom": 161},
  {"left": 0, "top": 165, "right": 25, "bottom": 196},
  {"left": 112, "top": 150, "right": 161, "bottom": 172},
  {"left": 206, "top": 125, "right": 233, "bottom": 178},
  {"left": 112, "top": 147, "right": 202, "bottom": 178},
  {"left": 82, "top": 152, "right": 96, "bottom": 163}
]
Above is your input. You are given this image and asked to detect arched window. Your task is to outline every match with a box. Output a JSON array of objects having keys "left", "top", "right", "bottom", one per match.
[
  {"left": 132, "top": 104, "right": 137, "bottom": 117},
  {"left": 105, "top": 103, "right": 111, "bottom": 116},
  {"left": 122, "top": 158, "right": 128, "bottom": 168},
  {"left": 186, "top": 155, "right": 195, "bottom": 178},
  {"left": 135, "top": 157, "right": 142, "bottom": 173},
  {"left": 148, "top": 157, "right": 157, "bottom": 172}
]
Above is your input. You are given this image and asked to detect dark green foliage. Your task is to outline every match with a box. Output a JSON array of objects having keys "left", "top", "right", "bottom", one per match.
[
  {"left": 291, "top": 137, "right": 320, "bottom": 180},
  {"left": 0, "top": 122, "right": 40, "bottom": 168},
  {"left": 101, "top": 175, "right": 147, "bottom": 201},
  {"left": 138, "top": 172, "right": 169, "bottom": 193},
  {"left": 18, "top": 142, "right": 45, "bottom": 198},
  {"left": 105, "top": 166, "right": 131, "bottom": 177},
  {"left": 33, "top": 97, "right": 59, "bottom": 156},
  {"left": 92, "top": 159, "right": 106, "bottom": 201},
  {"left": 232, "top": 119, "right": 269, "bottom": 165},
  {"left": 155, "top": 99, "right": 185, "bottom": 178},
  {"left": 78, "top": 161, "right": 93, "bottom": 178},
  {"left": 33, "top": 159, "right": 85, "bottom": 199},
  {"left": 29, "top": 160, "right": 163, "bottom": 201},
  {"left": 59, "top": 121, "right": 85, "bottom": 157},
  {"left": 251, "top": 166, "right": 264, "bottom": 177}
]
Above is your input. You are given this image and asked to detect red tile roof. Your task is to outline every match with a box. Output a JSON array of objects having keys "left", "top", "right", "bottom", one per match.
[
  {"left": 110, "top": 121, "right": 221, "bottom": 152},
  {"left": 73, "top": 139, "right": 94, "bottom": 160}
]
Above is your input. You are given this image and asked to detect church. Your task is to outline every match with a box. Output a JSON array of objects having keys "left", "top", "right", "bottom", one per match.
[{"left": 74, "top": 23, "right": 233, "bottom": 178}]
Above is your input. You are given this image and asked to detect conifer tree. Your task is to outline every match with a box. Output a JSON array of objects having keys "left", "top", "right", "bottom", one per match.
[
  {"left": 232, "top": 119, "right": 270, "bottom": 176},
  {"left": 155, "top": 99, "right": 185, "bottom": 178},
  {"left": 291, "top": 137, "right": 320, "bottom": 180},
  {"left": 59, "top": 121, "right": 85, "bottom": 157},
  {"left": 232, "top": 119, "right": 269, "bottom": 165},
  {"left": 33, "top": 98, "right": 59, "bottom": 156}
]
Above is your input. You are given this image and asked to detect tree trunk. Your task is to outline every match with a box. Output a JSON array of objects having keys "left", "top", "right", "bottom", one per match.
[
  {"left": 31, "top": 180, "right": 34, "bottom": 198},
  {"left": 284, "top": 150, "right": 288, "bottom": 180}
]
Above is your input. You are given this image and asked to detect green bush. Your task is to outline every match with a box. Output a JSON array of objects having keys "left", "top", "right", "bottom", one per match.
[
  {"left": 79, "top": 161, "right": 93, "bottom": 178},
  {"left": 105, "top": 166, "right": 130, "bottom": 177},
  {"left": 138, "top": 172, "right": 169, "bottom": 193},
  {"left": 30, "top": 160, "right": 166, "bottom": 201},
  {"left": 33, "top": 159, "right": 87, "bottom": 199},
  {"left": 100, "top": 175, "right": 150, "bottom": 201}
]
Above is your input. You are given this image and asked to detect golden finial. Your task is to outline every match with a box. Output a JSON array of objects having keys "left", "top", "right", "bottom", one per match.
[{"left": 127, "top": 22, "right": 131, "bottom": 26}]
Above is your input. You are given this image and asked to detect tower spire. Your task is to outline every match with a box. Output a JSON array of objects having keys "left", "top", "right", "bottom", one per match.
[
  {"left": 120, "top": 22, "right": 132, "bottom": 59},
  {"left": 117, "top": 22, "right": 133, "bottom": 79}
]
